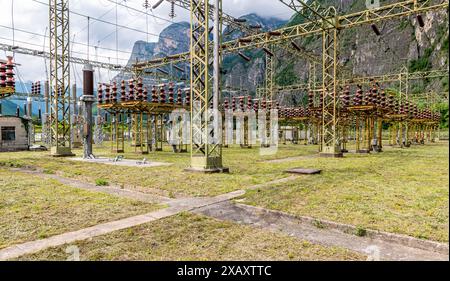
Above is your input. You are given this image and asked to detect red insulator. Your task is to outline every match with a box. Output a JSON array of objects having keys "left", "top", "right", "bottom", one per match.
[
  {"left": 151, "top": 85, "right": 158, "bottom": 103},
  {"left": 247, "top": 96, "right": 252, "bottom": 110},
  {"left": 104, "top": 84, "right": 111, "bottom": 103},
  {"left": 184, "top": 89, "right": 190, "bottom": 106},
  {"left": 143, "top": 86, "right": 148, "bottom": 101},
  {"left": 341, "top": 86, "right": 351, "bottom": 107},
  {"left": 239, "top": 96, "right": 245, "bottom": 111},
  {"left": 120, "top": 80, "right": 126, "bottom": 102},
  {"left": 5, "top": 56, "right": 15, "bottom": 89},
  {"left": 97, "top": 83, "right": 103, "bottom": 104},
  {"left": 137, "top": 78, "right": 144, "bottom": 101},
  {"left": 128, "top": 79, "right": 135, "bottom": 101},
  {"left": 159, "top": 84, "right": 166, "bottom": 103},
  {"left": 363, "top": 91, "right": 371, "bottom": 105},
  {"left": 177, "top": 89, "right": 183, "bottom": 105},
  {"left": 308, "top": 91, "right": 314, "bottom": 108},
  {"left": 111, "top": 82, "right": 118, "bottom": 103},
  {"left": 353, "top": 86, "right": 363, "bottom": 106},
  {"left": 253, "top": 100, "right": 259, "bottom": 112},
  {"left": 223, "top": 98, "right": 229, "bottom": 110},
  {"left": 168, "top": 82, "right": 174, "bottom": 104},
  {"left": 370, "top": 85, "right": 379, "bottom": 106},
  {"left": 261, "top": 99, "right": 267, "bottom": 110},
  {"left": 0, "top": 63, "right": 6, "bottom": 88}
]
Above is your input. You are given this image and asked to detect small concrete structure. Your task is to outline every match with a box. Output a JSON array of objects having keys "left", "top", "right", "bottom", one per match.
[
  {"left": 285, "top": 168, "right": 322, "bottom": 175},
  {"left": 0, "top": 116, "right": 29, "bottom": 152}
]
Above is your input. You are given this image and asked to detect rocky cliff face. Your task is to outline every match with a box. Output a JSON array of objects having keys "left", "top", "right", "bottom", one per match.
[{"left": 123, "top": 2, "right": 448, "bottom": 98}]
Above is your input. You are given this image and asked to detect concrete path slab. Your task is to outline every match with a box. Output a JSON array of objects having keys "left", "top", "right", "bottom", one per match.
[
  {"left": 69, "top": 157, "right": 172, "bottom": 168},
  {"left": 194, "top": 201, "right": 449, "bottom": 261},
  {"left": 0, "top": 190, "right": 246, "bottom": 260}
]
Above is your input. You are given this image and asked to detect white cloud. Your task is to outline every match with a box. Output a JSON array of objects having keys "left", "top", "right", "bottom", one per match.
[{"left": 0, "top": 0, "right": 293, "bottom": 85}]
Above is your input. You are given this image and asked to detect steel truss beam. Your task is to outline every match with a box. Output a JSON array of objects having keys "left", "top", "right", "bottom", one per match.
[
  {"left": 0, "top": 43, "right": 131, "bottom": 72},
  {"left": 134, "top": 0, "right": 448, "bottom": 70}
]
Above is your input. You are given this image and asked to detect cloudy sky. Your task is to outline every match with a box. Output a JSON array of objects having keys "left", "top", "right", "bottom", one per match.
[{"left": 0, "top": 0, "right": 294, "bottom": 88}]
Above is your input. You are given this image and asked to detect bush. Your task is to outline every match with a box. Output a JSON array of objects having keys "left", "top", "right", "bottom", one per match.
[{"left": 95, "top": 179, "right": 109, "bottom": 186}]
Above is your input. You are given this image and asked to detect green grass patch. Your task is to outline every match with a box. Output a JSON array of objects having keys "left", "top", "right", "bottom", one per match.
[
  {"left": 238, "top": 143, "right": 449, "bottom": 242},
  {"left": 0, "top": 169, "right": 161, "bottom": 249},
  {"left": 17, "top": 213, "right": 364, "bottom": 261}
]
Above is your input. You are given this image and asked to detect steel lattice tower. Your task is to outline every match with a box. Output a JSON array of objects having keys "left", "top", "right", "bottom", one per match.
[
  {"left": 49, "top": 0, "right": 73, "bottom": 156},
  {"left": 188, "top": 0, "right": 226, "bottom": 172}
]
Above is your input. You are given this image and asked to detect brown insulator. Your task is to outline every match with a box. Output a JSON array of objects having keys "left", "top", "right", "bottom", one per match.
[
  {"left": 363, "top": 91, "right": 371, "bottom": 105},
  {"left": 168, "top": 82, "right": 174, "bottom": 104},
  {"left": 128, "top": 79, "right": 135, "bottom": 101},
  {"left": 341, "top": 86, "right": 351, "bottom": 107},
  {"left": 151, "top": 85, "right": 158, "bottom": 103},
  {"left": 0, "top": 63, "right": 6, "bottom": 88},
  {"left": 380, "top": 90, "right": 387, "bottom": 108},
  {"left": 104, "top": 84, "right": 111, "bottom": 103},
  {"left": 137, "top": 78, "right": 144, "bottom": 101},
  {"left": 120, "top": 80, "right": 126, "bottom": 102},
  {"left": 370, "top": 85, "right": 379, "bottom": 105},
  {"left": 159, "top": 84, "right": 166, "bottom": 103},
  {"left": 97, "top": 83, "right": 103, "bottom": 104},
  {"left": 223, "top": 98, "right": 229, "bottom": 110},
  {"left": 177, "top": 89, "right": 183, "bottom": 105},
  {"left": 253, "top": 100, "right": 259, "bottom": 112},
  {"left": 184, "top": 88, "right": 190, "bottom": 106},
  {"left": 387, "top": 94, "right": 395, "bottom": 111},
  {"left": 299, "top": 107, "right": 305, "bottom": 117},
  {"left": 143, "top": 86, "right": 148, "bottom": 101},
  {"left": 5, "top": 56, "right": 15, "bottom": 88},
  {"left": 239, "top": 96, "right": 245, "bottom": 111},
  {"left": 308, "top": 91, "right": 314, "bottom": 108},
  {"left": 247, "top": 96, "right": 252, "bottom": 110},
  {"left": 404, "top": 101, "right": 410, "bottom": 115},
  {"left": 353, "top": 86, "right": 363, "bottom": 106},
  {"left": 111, "top": 82, "right": 118, "bottom": 103},
  {"left": 232, "top": 97, "right": 236, "bottom": 111},
  {"left": 261, "top": 99, "right": 267, "bottom": 110}
]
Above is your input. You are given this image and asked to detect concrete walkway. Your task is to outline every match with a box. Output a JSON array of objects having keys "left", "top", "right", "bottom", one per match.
[
  {"left": 0, "top": 190, "right": 245, "bottom": 260},
  {"left": 195, "top": 201, "right": 449, "bottom": 261}
]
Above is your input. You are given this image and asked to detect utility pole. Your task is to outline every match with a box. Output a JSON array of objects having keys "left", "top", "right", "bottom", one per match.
[{"left": 81, "top": 64, "right": 95, "bottom": 159}]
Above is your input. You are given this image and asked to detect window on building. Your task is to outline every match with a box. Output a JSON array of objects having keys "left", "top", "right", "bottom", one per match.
[{"left": 1, "top": 127, "right": 16, "bottom": 141}]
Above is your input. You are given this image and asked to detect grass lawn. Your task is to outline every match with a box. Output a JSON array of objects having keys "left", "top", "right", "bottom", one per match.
[
  {"left": 0, "top": 143, "right": 319, "bottom": 197},
  {"left": 17, "top": 213, "right": 364, "bottom": 261},
  {"left": 0, "top": 168, "right": 162, "bottom": 249},
  {"left": 238, "top": 142, "right": 449, "bottom": 242}
]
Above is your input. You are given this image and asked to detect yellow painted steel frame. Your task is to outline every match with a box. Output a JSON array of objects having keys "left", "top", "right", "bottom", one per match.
[
  {"left": 320, "top": 8, "right": 342, "bottom": 157},
  {"left": 0, "top": 87, "right": 15, "bottom": 99},
  {"left": 49, "top": 0, "right": 73, "bottom": 156},
  {"left": 189, "top": 0, "right": 223, "bottom": 170},
  {"left": 111, "top": 112, "right": 124, "bottom": 153},
  {"left": 265, "top": 46, "right": 274, "bottom": 101}
]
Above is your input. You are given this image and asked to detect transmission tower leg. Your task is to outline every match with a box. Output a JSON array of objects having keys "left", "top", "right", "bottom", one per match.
[
  {"left": 187, "top": 0, "right": 227, "bottom": 173},
  {"left": 320, "top": 27, "right": 342, "bottom": 158}
]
